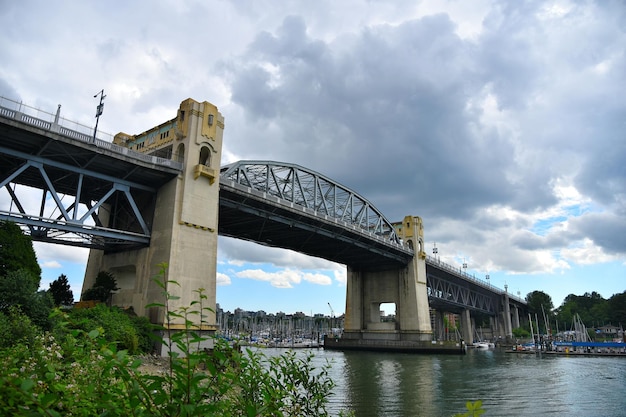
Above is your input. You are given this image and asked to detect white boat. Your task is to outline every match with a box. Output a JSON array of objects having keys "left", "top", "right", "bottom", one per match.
[{"left": 474, "top": 341, "right": 495, "bottom": 349}]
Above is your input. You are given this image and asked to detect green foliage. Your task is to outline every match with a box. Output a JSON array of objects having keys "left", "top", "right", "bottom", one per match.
[
  {"left": 526, "top": 290, "right": 554, "bottom": 314},
  {"left": 0, "top": 220, "right": 41, "bottom": 283},
  {"left": 453, "top": 400, "right": 485, "bottom": 417},
  {"left": 49, "top": 274, "right": 74, "bottom": 307},
  {"left": 555, "top": 291, "right": 610, "bottom": 327},
  {"left": 0, "top": 263, "right": 341, "bottom": 416},
  {"left": 0, "top": 269, "right": 37, "bottom": 310},
  {"left": 0, "top": 306, "right": 40, "bottom": 348},
  {"left": 67, "top": 304, "right": 148, "bottom": 354},
  {"left": 512, "top": 327, "right": 531, "bottom": 338},
  {"left": 82, "top": 270, "right": 119, "bottom": 304},
  {"left": 607, "top": 291, "right": 626, "bottom": 327},
  {"left": 0, "top": 270, "right": 54, "bottom": 330}
]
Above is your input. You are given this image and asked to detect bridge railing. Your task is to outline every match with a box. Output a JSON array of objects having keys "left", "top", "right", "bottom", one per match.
[
  {"left": 0, "top": 96, "right": 182, "bottom": 171},
  {"left": 221, "top": 178, "right": 410, "bottom": 253},
  {"left": 426, "top": 255, "right": 526, "bottom": 304}
]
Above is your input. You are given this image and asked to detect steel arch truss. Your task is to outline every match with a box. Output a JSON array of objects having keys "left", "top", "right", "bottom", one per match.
[
  {"left": 427, "top": 274, "right": 496, "bottom": 314},
  {"left": 220, "top": 161, "right": 401, "bottom": 245},
  {"left": 0, "top": 150, "right": 155, "bottom": 250}
]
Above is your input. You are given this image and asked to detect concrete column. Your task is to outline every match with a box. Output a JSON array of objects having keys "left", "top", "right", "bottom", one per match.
[
  {"left": 502, "top": 294, "right": 512, "bottom": 339},
  {"left": 341, "top": 216, "right": 432, "bottom": 342},
  {"left": 460, "top": 309, "right": 472, "bottom": 344},
  {"left": 343, "top": 266, "right": 363, "bottom": 339},
  {"left": 512, "top": 305, "right": 520, "bottom": 329},
  {"left": 435, "top": 310, "right": 445, "bottom": 340}
]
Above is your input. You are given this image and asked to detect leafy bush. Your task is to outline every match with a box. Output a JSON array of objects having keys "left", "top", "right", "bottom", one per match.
[
  {"left": 0, "top": 270, "right": 54, "bottom": 330},
  {"left": 512, "top": 327, "right": 531, "bottom": 338},
  {"left": 82, "top": 271, "right": 118, "bottom": 304},
  {"left": 0, "top": 263, "right": 340, "bottom": 416},
  {"left": 67, "top": 304, "right": 145, "bottom": 354},
  {"left": 0, "top": 306, "right": 40, "bottom": 349}
]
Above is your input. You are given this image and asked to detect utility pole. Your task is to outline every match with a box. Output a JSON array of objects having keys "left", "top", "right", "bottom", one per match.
[{"left": 93, "top": 89, "right": 106, "bottom": 142}]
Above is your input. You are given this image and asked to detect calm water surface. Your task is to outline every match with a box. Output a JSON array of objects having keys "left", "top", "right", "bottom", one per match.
[{"left": 263, "top": 347, "right": 626, "bottom": 416}]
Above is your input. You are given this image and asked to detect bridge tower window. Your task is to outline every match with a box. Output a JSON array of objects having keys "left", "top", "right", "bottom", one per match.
[
  {"left": 199, "top": 146, "right": 211, "bottom": 166},
  {"left": 407, "top": 239, "right": 414, "bottom": 250}
]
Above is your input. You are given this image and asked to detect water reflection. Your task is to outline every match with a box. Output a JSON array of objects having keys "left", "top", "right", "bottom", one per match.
[
  {"left": 261, "top": 348, "right": 626, "bottom": 417},
  {"left": 341, "top": 351, "right": 441, "bottom": 416}
]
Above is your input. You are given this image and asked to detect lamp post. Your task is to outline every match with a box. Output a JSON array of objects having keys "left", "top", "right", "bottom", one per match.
[
  {"left": 433, "top": 242, "right": 438, "bottom": 262},
  {"left": 462, "top": 259, "right": 467, "bottom": 275},
  {"left": 93, "top": 89, "right": 106, "bottom": 142},
  {"left": 486, "top": 274, "right": 490, "bottom": 287}
]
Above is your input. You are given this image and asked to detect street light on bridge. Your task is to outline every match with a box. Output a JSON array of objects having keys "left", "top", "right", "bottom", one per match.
[
  {"left": 433, "top": 242, "right": 438, "bottom": 262},
  {"left": 486, "top": 274, "right": 490, "bottom": 286},
  {"left": 93, "top": 89, "right": 106, "bottom": 142}
]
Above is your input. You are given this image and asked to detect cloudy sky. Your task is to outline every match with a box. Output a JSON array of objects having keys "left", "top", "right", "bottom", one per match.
[{"left": 1, "top": 0, "right": 625, "bottom": 316}]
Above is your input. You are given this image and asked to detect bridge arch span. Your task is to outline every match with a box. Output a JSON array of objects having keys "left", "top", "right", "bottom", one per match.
[{"left": 220, "top": 160, "right": 401, "bottom": 246}]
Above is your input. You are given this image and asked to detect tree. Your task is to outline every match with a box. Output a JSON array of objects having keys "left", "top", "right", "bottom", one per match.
[
  {"left": 525, "top": 290, "right": 554, "bottom": 315},
  {"left": 0, "top": 220, "right": 41, "bottom": 282},
  {"left": 0, "top": 269, "right": 53, "bottom": 330},
  {"left": 555, "top": 292, "right": 609, "bottom": 327},
  {"left": 49, "top": 274, "right": 74, "bottom": 306},
  {"left": 525, "top": 291, "right": 554, "bottom": 333},
  {"left": 82, "top": 271, "right": 118, "bottom": 305},
  {"left": 0, "top": 269, "right": 37, "bottom": 311},
  {"left": 607, "top": 291, "right": 626, "bottom": 327},
  {"left": 0, "top": 221, "right": 52, "bottom": 330}
]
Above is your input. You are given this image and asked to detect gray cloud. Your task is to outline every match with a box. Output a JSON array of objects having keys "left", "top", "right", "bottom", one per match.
[{"left": 1, "top": 0, "right": 625, "bottom": 283}]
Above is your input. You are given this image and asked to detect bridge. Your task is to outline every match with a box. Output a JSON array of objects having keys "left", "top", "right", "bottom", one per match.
[{"left": 0, "top": 96, "right": 525, "bottom": 352}]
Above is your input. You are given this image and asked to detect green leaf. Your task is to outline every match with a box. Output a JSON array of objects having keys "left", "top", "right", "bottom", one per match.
[{"left": 20, "top": 378, "right": 35, "bottom": 391}]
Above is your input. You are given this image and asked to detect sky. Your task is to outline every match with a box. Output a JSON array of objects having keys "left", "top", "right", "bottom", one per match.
[{"left": 1, "top": 0, "right": 625, "bottom": 316}]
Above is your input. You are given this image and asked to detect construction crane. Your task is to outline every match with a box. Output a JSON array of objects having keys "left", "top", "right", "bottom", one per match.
[{"left": 328, "top": 302, "right": 334, "bottom": 318}]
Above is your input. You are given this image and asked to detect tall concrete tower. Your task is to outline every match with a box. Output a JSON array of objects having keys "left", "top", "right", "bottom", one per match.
[{"left": 82, "top": 99, "right": 224, "bottom": 337}]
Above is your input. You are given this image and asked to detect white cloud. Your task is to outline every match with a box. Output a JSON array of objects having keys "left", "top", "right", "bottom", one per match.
[
  {"left": 41, "top": 260, "right": 62, "bottom": 269},
  {"left": 235, "top": 268, "right": 332, "bottom": 288},
  {"left": 217, "top": 272, "right": 232, "bottom": 286}
]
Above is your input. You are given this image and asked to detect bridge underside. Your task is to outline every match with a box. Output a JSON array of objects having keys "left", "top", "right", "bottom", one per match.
[
  {"left": 0, "top": 117, "right": 179, "bottom": 249},
  {"left": 218, "top": 182, "right": 411, "bottom": 271},
  {"left": 426, "top": 268, "right": 497, "bottom": 315}
]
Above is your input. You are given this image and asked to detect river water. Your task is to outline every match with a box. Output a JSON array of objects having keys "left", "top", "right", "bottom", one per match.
[{"left": 262, "top": 347, "right": 626, "bottom": 417}]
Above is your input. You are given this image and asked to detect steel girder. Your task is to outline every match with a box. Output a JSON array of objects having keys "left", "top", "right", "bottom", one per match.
[
  {"left": 0, "top": 99, "right": 181, "bottom": 250},
  {"left": 220, "top": 161, "right": 401, "bottom": 245},
  {"left": 0, "top": 151, "right": 155, "bottom": 249},
  {"left": 427, "top": 274, "right": 496, "bottom": 314}
]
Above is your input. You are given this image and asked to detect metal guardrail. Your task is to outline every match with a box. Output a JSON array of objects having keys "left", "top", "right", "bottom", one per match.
[
  {"left": 0, "top": 96, "right": 182, "bottom": 171},
  {"left": 221, "top": 178, "right": 411, "bottom": 252},
  {"left": 426, "top": 255, "right": 526, "bottom": 304}
]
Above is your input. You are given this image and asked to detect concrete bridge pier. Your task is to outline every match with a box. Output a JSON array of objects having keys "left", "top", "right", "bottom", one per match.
[
  {"left": 323, "top": 216, "right": 468, "bottom": 352},
  {"left": 82, "top": 99, "right": 225, "bottom": 354},
  {"left": 512, "top": 304, "right": 520, "bottom": 329},
  {"left": 434, "top": 310, "right": 445, "bottom": 340},
  {"left": 497, "top": 293, "right": 513, "bottom": 340},
  {"left": 460, "top": 309, "right": 472, "bottom": 344},
  {"left": 341, "top": 216, "right": 433, "bottom": 344}
]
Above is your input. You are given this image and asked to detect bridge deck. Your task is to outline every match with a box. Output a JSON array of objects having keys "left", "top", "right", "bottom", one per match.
[
  {"left": 0, "top": 116, "right": 180, "bottom": 202},
  {"left": 219, "top": 179, "right": 413, "bottom": 271}
]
